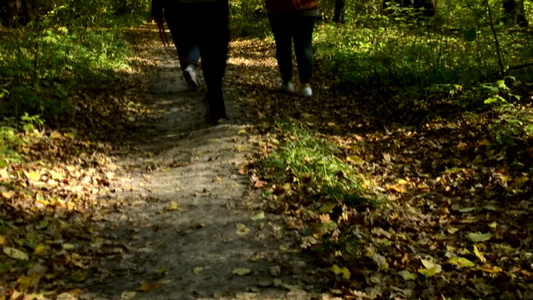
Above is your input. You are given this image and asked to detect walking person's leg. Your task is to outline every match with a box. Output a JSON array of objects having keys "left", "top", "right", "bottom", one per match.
[
  {"left": 293, "top": 16, "right": 315, "bottom": 97},
  {"left": 168, "top": 3, "right": 201, "bottom": 89},
  {"left": 198, "top": 0, "right": 229, "bottom": 124},
  {"left": 268, "top": 15, "right": 294, "bottom": 92}
]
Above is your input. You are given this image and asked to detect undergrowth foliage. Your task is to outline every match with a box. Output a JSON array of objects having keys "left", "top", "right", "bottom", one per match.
[
  {"left": 258, "top": 123, "right": 382, "bottom": 207},
  {"left": 0, "top": 24, "right": 131, "bottom": 120}
]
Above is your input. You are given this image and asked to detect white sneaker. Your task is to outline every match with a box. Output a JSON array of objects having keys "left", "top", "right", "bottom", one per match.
[
  {"left": 302, "top": 84, "right": 312, "bottom": 97},
  {"left": 278, "top": 82, "right": 294, "bottom": 93},
  {"left": 184, "top": 65, "right": 198, "bottom": 90}
]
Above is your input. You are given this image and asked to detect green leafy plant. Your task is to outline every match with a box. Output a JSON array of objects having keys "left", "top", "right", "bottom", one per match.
[
  {"left": 259, "top": 123, "right": 381, "bottom": 207},
  {"left": 0, "top": 114, "right": 43, "bottom": 164}
]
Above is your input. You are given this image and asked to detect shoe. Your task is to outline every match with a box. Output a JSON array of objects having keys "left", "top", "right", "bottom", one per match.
[
  {"left": 278, "top": 82, "right": 294, "bottom": 93},
  {"left": 205, "top": 105, "right": 227, "bottom": 125},
  {"left": 302, "top": 84, "right": 312, "bottom": 97},
  {"left": 204, "top": 91, "right": 227, "bottom": 125},
  {"left": 184, "top": 65, "right": 199, "bottom": 90}
]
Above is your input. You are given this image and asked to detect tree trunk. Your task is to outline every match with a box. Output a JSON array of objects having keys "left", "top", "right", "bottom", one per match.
[
  {"left": 503, "top": 0, "right": 528, "bottom": 27},
  {"left": 333, "top": 0, "right": 345, "bottom": 23},
  {"left": 0, "top": 0, "right": 36, "bottom": 26}
]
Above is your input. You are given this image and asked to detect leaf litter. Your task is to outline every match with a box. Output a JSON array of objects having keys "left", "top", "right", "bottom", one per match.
[
  {"left": 1, "top": 25, "right": 532, "bottom": 300},
  {"left": 228, "top": 36, "right": 533, "bottom": 299}
]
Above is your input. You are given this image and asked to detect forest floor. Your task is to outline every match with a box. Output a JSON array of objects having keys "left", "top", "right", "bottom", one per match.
[
  {"left": 78, "top": 25, "right": 330, "bottom": 300},
  {"left": 1, "top": 23, "right": 533, "bottom": 300}
]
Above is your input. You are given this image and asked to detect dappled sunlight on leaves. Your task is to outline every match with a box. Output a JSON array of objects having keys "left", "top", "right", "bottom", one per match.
[{"left": 231, "top": 36, "right": 533, "bottom": 299}]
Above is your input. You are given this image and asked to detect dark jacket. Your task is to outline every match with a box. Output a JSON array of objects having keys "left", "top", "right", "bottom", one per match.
[
  {"left": 265, "top": 0, "right": 319, "bottom": 17},
  {"left": 152, "top": 0, "right": 219, "bottom": 24}
]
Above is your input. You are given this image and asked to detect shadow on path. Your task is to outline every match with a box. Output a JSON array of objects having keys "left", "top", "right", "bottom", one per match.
[{"left": 82, "top": 47, "right": 323, "bottom": 300}]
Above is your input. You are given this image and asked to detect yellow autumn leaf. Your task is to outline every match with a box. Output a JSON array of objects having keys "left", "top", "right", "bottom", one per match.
[
  {"left": 1, "top": 190, "right": 15, "bottom": 200},
  {"left": 193, "top": 267, "right": 204, "bottom": 275},
  {"left": 62, "top": 243, "right": 76, "bottom": 250},
  {"left": 447, "top": 256, "right": 475, "bottom": 268},
  {"left": 121, "top": 291, "right": 137, "bottom": 299},
  {"left": 156, "top": 266, "right": 166, "bottom": 277},
  {"left": 165, "top": 202, "right": 180, "bottom": 211},
  {"left": 250, "top": 212, "right": 265, "bottom": 222},
  {"left": 17, "top": 274, "right": 41, "bottom": 291},
  {"left": 473, "top": 245, "right": 487, "bottom": 263},
  {"left": 386, "top": 183, "right": 408, "bottom": 193},
  {"left": 330, "top": 264, "right": 351, "bottom": 280},
  {"left": 34, "top": 244, "right": 51, "bottom": 256},
  {"left": 346, "top": 155, "right": 364, "bottom": 165},
  {"left": 236, "top": 223, "right": 250, "bottom": 235},
  {"left": 3, "top": 247, "right": 29, "bottom": 261},
  {"left": 477, "top": 266, "right": 503, "bottom": 274},
  {"left": 418, "top": 259, "right": 442, "bottom": 277},
  {"left": 232, "top": 268, "right": 252, "bottom": 276},
  {"left": 24, "top": 170, "right": 41, "bottom": 183},
  {"left": 49, "top": 170, "right": 64, "bottom": 181},
  {"left": 447, "top": 227, "right": 459, "bottom": 234},
  {"left": 137, "top": 281, "right": 162, "bottom": 292}
]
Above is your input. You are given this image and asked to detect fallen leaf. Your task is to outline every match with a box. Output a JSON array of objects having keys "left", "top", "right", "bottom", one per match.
[
  {"left": 254, "top": 180, "right": 266, "bottom": 188},
  {"left": 330, "top": 264, "right": 351, "bottom": 280},
  {"left": 459, "top": 207, "right": 475, "bottom": 213},
  {"left": 386, "top": 183, "right": 408, "bottom": 193},
  {"left": 447, "top": 227, "right": 460, "bottom": 234},
  {"left": 418, "top": 259, "right": 442, "bottom": 277},
  {"left": 69, "top": 270, "right": 85, "bottom": 282},
  {"left": 17, "top": 274, "right": 41, "bottom": 291},
  {"left": 232, "top": 268, "right": 252, "bottom": 276},
  {"left": 1, "top": 190, "right": 15, "bottom": 200},
  {"left": 466, "top": 232, "right": 492, "bottom": 242},
  {"left": 398, "top": 270, "right": 417, "bottom": 281},
  {"left": 474, "top": 245, "right": 487, "bottom": 263},
  {"left": 346, "top": 155, "right": 364, "bottom": 165},
  {"left": 121, "top": 291, "right": 137, "bottom": 299},
  {"left": 24, "top": 170, "right": 41, "bottom": 183},
  {"left": 165, "top": 202, "right": 180, "bottom": 211},
  {"left": 250, "top": 212, "right": 265, "bottom": 221},
  {"left": 477, "top": 266, "right": 503, "bottom": 274},
  {"left": 447, "top": 256, "right": 475, "bottom": 268},
  {"left": 156, "top": 266, "right": 166, "bottom": 277},
  {"left": 137, "top": 281, "right": 163, "bottom": 292},
  {"left": 3, "top": 247, "right": 29, "bottom": 261},
  {"left": 34, "top": 244, "right": 51, "bottom": 256},
  {"left": 236, "top": 223, "right": 251, "bottom": 235},
  {"left": 193, "top": 267, "right": 204, "bottom": 275},
  {"left": 62, "top": 243, "right": 76, "bottom": 250}
]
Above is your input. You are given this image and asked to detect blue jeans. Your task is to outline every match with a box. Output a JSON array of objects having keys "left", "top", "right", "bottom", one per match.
[{"left": 268, "top": 15, "right": 315, "bottom": 85}]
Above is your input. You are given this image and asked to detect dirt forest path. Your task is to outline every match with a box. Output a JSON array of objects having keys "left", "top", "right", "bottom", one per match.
[{"left": 81, "top": 27, "right": 327, "bottom": 300}]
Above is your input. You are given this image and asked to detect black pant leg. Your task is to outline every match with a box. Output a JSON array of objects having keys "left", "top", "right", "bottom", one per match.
[
  {"left": 268, "top": 15, "right": 294, "bottom": 83},
  {"left": 292, "top": 16, "right": 315, "bottom": 84},
  {"left": 198, "top": 0, "right": 229, "bottom": 112}
]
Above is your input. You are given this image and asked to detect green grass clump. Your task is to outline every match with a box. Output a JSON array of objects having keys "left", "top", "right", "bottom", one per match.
[{"left": 260, "top": 123, "right": 381, "bottom": 207}]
